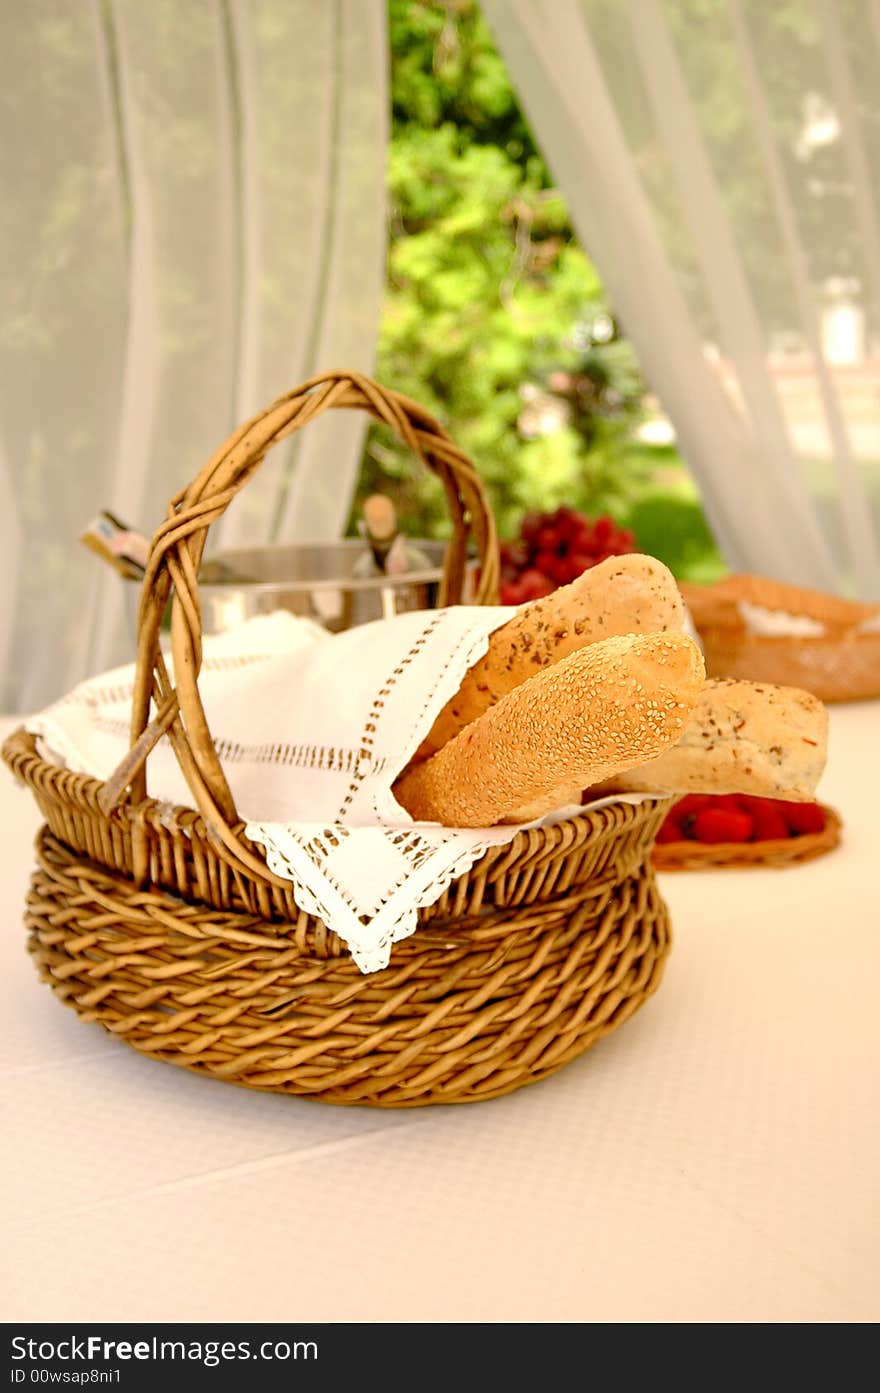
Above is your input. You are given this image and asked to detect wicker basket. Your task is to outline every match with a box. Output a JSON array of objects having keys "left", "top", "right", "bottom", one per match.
[
  {"left": 680, "top": 575, "right": 880, "bottom": 703},
  {"left": 652, "top": 804, "right": 842, "bottom": 872},
  {"left": 2, "top": 371, "right": 674, "bottom": 1107}
]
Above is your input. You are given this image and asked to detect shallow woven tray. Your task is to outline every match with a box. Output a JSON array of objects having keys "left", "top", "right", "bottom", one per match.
[
  {"left": 3, "top": 371, "right": 676, "bottom": 1107},
  {"left": 652, "top": 804, "right": 841, "bottom": 871}
]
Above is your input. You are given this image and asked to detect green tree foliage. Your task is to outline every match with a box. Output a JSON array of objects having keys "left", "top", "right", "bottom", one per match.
[
  {"left": 354, "top": 0, "right": 727, "bottom": 582},
  {"left": 356, "top": 0, "right": 653, "bottom": 542}
]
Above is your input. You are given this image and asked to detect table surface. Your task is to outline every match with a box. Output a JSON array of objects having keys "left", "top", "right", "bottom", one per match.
[{"left": 1, "top": 704, "right": 878, "bottom": 1324}]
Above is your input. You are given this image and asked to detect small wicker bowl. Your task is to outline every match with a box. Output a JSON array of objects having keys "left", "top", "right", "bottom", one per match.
[{"left": 652, "top": 803, "right": 842, "bottom": 872}]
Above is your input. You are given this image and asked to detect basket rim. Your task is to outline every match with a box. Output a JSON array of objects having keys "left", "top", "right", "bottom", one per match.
[
  {"left": 2, "top": 724, "right": 672, "bottom": 890},
  {"left": 652, "top": 802, "right": 842, "bottom": 871}
]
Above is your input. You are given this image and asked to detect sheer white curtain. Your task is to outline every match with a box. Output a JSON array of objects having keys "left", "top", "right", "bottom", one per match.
[
  {"left": 0, "top": 0, "right": 388, "bottom": 713},
  {"left": 483, "top": 0, "right": 880, "bottom": 601}
]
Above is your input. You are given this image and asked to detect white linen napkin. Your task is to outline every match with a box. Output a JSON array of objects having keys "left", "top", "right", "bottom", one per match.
[{"left": 27, "top": 607, "right": 648, "bottom": 972}]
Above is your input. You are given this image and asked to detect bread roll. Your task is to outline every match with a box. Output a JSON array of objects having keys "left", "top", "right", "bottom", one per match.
[
  {"left": 591, "top": 678, "right": 828, "bottom": 801},
  {"left": 415, "top": 553, "right": 685, "bottom": 760},
  {"left": 394, "top": 631, "right": 704, "bottom": 827},
  {"left": 681, "top": 574, "right": 878, "bottom": 632}
]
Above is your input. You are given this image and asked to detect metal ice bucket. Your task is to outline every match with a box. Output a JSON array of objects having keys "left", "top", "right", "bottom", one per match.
[{"left": 188, "top": 539, "right": 449, "bottom": 635}]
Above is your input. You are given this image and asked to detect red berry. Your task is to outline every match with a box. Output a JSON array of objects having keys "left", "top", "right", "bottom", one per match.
[
  {"left": 499, "top": 580, "right": 524, "bottom": 605},
  {"left": 674, "top": 794, "right": 714, "bottom": 818},
  {"left": 655, "top": 820, "right": 683, "bottom": 844},
  {"left": 565, "top": 550, "right": 593, "bottom": 576},
  {"left": 552, "top": 556, "right": 577, "bottom": 585},
  {"left": 535, "top": 525, "right": 559, "bottom": 553},
  {"left": 520, "top": 512, "right": 542, "bottom": 543},
  {"left": 592, "top": 516, "right": 614, "bottom": 546},
  {"left": 546, "top": 556, "right": 571, "bottom": 586},
  {"left": 500, "top": 540, "right": 528, "bottom": 570},
  {"left": 780, "top": 802, "right": 826, "bottom": 836},
  {"left": 518, "top": 569, "right": 554, "bottom": 600},
  {"left": 533, "top": 548, "right": 558, "bottom": 578},
  {"left": 562, "top": 514, "right": 581, "bottom": 537},
  {"left": 749, "top": 805, "right": 790, "bottom": 842},
  {"left": 691, "top": 808, "right": 753, "bottom": 844}
]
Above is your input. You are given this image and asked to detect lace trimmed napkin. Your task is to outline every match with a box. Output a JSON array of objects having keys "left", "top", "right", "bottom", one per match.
[{"left": 28, "top": 607, "right": 648, "bottom": 973}]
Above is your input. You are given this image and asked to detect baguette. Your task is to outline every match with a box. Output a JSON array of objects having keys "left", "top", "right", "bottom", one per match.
[
  {"left": 394, "top": 631, "right": 704, "bottom": 827},
  {"left": 590, "top": 678, "right": 827, "bottom": 802},
  {"left": 415, "top": 553, "right": 685, "bottom": 760},
  {"left": 681, "top": 574, "right": 878, "bottom": 633}
]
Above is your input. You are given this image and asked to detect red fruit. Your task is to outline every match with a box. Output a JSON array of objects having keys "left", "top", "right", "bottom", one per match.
[
  {"left": 674, "top": 794, "right": 714, "bottom": 818},
  {"left": 561, "top": 554, "right": 590, "bottom": 583},
  {"left": 533, "top": 548, "right": 559, "bottom": 578},
  {"left": 592, "top": 515, "right": 614, "bottom": 546},
  {"left": 692, "top": 808, "right": 753, "bottom": 844},
  {"left": 547, "top": 556, "right": 572, "bottom": 587},
  {"left": 499, "top": 580, "right": 525, "bottom": 605},
  {"left": 655, "top": 820, "right": 684, "bottom": 844},
  {"left": 500, "top": 540, "right": 528, "bottom": 570},
  {"left": 567, "top": 552, "right": 596, "bottom": 577},
  {"left": 518, "top": 569, "right": 554, "bottom": 601},
  {"left": 535, "top": 525, "right": 560, "bottom": 553},
  {"left": 577, "top": 536, "right": 597, "bottom": 558},
  {"left": 552, "top": 556, "right": 578, "bottom": 585},
  {"left": 520, "top": 512, "right": 543, "bottom": 543},
  {"left": 749, "top": 805, "right": 790, "bottom": 842},
  {"left": 779, "top": 801, "right": 826, "bottom": 836},
  {"left": 555, "top": 508, "right": 585, "bottom": 543}
]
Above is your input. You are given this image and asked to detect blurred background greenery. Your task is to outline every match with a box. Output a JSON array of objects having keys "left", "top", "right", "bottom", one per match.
[{"left": 350, "top": 0, "right": 728, "bottom": 582}]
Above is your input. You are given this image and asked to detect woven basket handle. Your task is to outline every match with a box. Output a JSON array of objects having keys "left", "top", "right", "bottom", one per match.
[{"left": 101, "top": 372, "right": 499, "bottom": 876}]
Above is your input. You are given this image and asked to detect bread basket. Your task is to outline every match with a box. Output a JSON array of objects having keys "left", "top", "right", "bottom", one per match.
[{"left": 2, "top": 371, "right": 673, "bottom": 1107}]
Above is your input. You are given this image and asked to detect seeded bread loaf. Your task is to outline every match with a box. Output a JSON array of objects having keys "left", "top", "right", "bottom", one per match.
[
  {"left": 395, "top": 631, "right": 705, "bottom": 827},
  {"left": 591, "top": 678, "right": 828, "bottom": 802},
  {"left": 415, "top": 553, "right": 686, "bottom": 760}
]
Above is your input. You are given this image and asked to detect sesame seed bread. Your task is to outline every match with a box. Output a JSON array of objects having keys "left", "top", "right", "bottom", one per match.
[{"left": 394, "top": 631, "right": 705, "bottom": 828}]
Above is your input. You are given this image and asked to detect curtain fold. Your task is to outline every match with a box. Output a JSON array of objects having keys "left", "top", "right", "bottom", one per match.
[
  {"left": 483, "top": 0, "right": 880, "bottom": 601},
  {"left": 0, "top": 0, "right": 388, "bottom": 712}
]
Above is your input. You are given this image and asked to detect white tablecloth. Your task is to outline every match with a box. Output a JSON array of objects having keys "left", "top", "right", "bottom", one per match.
[{"left": 1, "top": 704, "right": 877, "bottom": 1323}]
